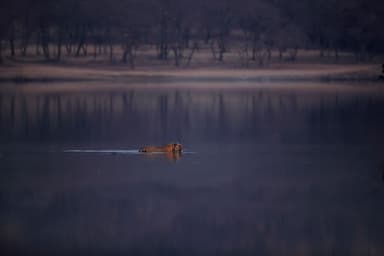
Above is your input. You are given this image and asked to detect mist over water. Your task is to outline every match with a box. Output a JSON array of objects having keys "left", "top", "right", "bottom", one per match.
[{"left": 1, "top": 82, "right": 384, "bottom": 255}]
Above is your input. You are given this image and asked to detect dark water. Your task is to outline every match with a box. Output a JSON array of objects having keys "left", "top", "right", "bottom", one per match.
[{"left": 1, "top": 82, "right": 384, "bottom": 255}]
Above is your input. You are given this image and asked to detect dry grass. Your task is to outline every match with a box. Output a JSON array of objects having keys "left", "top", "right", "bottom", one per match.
[{"left": 0, "top": 47, "right": 382, "bottom": 84}]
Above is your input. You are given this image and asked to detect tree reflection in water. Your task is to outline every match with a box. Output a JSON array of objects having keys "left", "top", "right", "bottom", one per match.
[{"left": 1, "top": 87, "right": 383, "bottom": 145}]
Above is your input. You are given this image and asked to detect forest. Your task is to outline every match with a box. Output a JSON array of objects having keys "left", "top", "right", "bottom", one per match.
[{"left": 0, "top": 0, "right": 383, "bottom": 67}]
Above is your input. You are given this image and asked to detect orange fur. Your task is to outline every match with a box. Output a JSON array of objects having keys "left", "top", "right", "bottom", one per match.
[{"left": 139, "top": 143, "right": 183, "bottom": 153}]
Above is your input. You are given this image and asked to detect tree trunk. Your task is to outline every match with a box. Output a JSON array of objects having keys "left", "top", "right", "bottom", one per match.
[
  {"left": 172, "top": 46, "right": 180, "bottom": 67},
  {"left": 121, "top": 42, "right": 136, "bottom": 69},
  {"left": 204, "top": 29, "right": 211, "bottom": 44},
  {"left": 109, "top": 43, "right": 113, "bottom": 63},
  {"left": 278, "top": 48, "right": 284, "bottom": 61},
  {"left": 55, "top": 27, "right": 64, "bottom": 61},
  {"left": 251, "top": 33, "right": 258, "bottom": 61},
  {"left": 41, "top": 40, "right": 50, "bottom": 60},
  {"left": 21, "top": 22, "right": 30, "bottom": 57},
  {"left": 267, "top": 48, "right": 272, "bottom": 61},
  {"left": 186, "top": 41, "right": 198, "bottom": 66},
  {"left": 65, "top": 30, "right": 74, "bottom": 56},
  {"left": 239, "top": 42, "right": 249, "bottom": 68},
  {"left": 82, "top": 44, "right": 87, "bottom": 56},
  {"left": 9, "top": 37, "right": 15, "bottom": 57},
  {"left": 334, "top": 48, "right": 339, "bottom": 62},
  {"left": 21, "top": 42, "right": 28, "bottom": 57},
  {"left": 0, "top": 40, "right": 3, "bottom": 63},
  {"left": 252, "top": 46, "right": 256, "bottom": 61},
  {"left": 258, "top": 51, "right": 264, "bottom": 66},
  {"left": 76, "top": 26, "right": 87, "bottom": 57},
  {"left": 218, "top": 48, "right": 224, "bottom": 62},
  {"left": 122, "top": 45, "right": 129, "bottom": 64},
  {"left": 57, "top": 36, "right": 62, "bottom": 61},
  {"left": 35, "top": 33, "right": 40, "bottom": 56},
  {"left": 218, "top": 36, "right": 225, "bottom": 62},
  {"left": 93, "top": 43, "right": 97, "bottom": 59},
  {"left": 40, "top": 25, "right": 50, "bottom": 60},
  {"left": 21, "top": 28, "right": 30, "bottom": 57},
  {"left": 289, "top": 48, "right": 298, "bottom": 61},
  {"left": 102, "top": 28, "right": 111, "bottom": 55},
  {"left": 210, "top": 41, "right": 217, "bottom": 60},
  {"left": 159, "top": 12, "right": 168, "bottom": 60},
  {"left": 319, "top": 48, "right": 324, "bottom": 57},
  {"left": 65, "top": 43, "right": 72, "bottom": 56},
  {"left": 8, "top": 21, "right": 16, "bottom": 57},
  {"left": 183, "top": 27, "right": 190, "bottom": 48},
  {"left": 128, "top": 48, "right": 135, "bottom": 69},
  {"left": 75, "top": 41, "right": 82, "bottom": 57}
]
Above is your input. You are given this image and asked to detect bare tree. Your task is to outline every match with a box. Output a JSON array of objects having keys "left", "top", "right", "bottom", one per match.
[
  {"left": 208, "top": 1, "right": 233, "bottom": 62},
  {"left": 0, "top": 0, "right": 382, "bottom": 66}
]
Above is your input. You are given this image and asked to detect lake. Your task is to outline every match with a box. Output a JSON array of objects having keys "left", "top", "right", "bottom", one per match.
[{"left": 1, "top": 81, "right": 384, "bottom": 255}]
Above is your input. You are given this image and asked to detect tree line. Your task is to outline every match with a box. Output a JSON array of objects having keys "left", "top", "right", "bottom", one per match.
[{"left": 0, "top": 0, "right": 382, "bottom": 66}]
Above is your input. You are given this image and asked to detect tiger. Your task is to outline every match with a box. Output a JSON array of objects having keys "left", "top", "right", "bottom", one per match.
[{"left": 139, "top": 143, "right": 183, "bottom": 153}]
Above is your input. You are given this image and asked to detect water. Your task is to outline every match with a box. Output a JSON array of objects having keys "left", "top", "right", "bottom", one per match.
[{"left": 1, "top": 81, "right": 384, "bottom": 255}]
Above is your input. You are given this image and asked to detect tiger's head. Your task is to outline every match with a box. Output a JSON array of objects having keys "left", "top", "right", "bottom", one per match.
[{"left": 172, "top": 143, "right": 183, "bottom": 152}]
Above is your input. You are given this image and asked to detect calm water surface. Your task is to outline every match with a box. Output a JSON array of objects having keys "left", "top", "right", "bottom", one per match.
[{"left": 1, "top": 82, "right": 384, "bottom": 255}]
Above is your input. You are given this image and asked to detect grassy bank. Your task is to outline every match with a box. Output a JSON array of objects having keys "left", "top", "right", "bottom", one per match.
[{"left": 0, "top": 48, "right": 382, "bottom": 83}]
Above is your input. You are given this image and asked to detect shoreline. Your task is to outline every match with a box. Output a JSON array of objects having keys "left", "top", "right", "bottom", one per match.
[{"left": 0, "top": 62, "right": 381, "bottom": 84}]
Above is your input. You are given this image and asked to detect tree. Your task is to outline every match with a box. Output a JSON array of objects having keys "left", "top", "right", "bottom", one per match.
[
  {"left": 238, "top": 0, "right": 281, "bottom": 66},
  {"left": 204, "top": 0, "right": 234, "bottom": 62}
]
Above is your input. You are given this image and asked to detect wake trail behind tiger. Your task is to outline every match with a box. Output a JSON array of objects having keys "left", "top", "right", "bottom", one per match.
[{"left": 63, "top": 149, "right": 196, "bottom": 154}]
